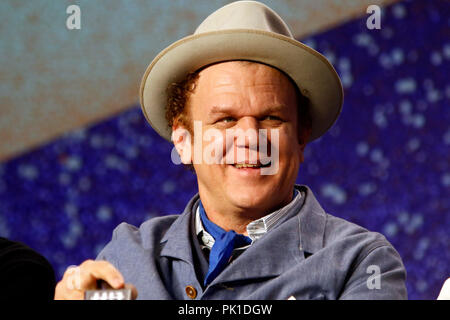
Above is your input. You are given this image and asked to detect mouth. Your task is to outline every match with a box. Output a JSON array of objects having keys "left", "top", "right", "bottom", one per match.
[{"left": 231, "top": 162, "right": 271, "bottom": 169}]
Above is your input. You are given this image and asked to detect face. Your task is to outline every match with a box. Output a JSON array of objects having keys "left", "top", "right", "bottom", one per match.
[{"left": 174, "top": 61, "right": 307, "bottom": 217}]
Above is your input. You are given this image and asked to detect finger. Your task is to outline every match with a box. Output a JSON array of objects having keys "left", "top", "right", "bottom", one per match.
[
  {"left": 61, "top": 263, "right": 97, "bottom": 291},
  {"left": 82, "top": 260, "right": 125, "bottom": 289},
  {"left": 54, "top": 278, "right": 85, "bottom": 300},
  {"left": 56, "top": 260, "right": 126, "bottom": 299},
  {"left": 65, "top": 289, "right": 85, "bottom": 300},
  {"left": 55, "top": 281, "right": 69, "bottom": 300},
  {"left": 124, "top": 283, "right": 138, "bottom": 300}
]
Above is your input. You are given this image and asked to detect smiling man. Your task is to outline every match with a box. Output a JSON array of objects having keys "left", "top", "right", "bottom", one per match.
[
  {"left": 55, "top": 1, "right": 407, "bottom": 300},
  {"left": 173, "top": 61, "right": 307, "bottom": 234}
]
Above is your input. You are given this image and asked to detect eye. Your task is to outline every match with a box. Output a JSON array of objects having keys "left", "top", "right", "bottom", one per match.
[
  {"left": 262, "top": 115, "right": 282, "bottom": 121},
  {"left": 218, "top": 117, "right": 236, "bottom": 123}
]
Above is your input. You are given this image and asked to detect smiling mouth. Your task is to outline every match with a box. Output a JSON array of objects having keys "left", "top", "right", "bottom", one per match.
[{"left": 231, "top": 162, "right": 271, "bottom": 169}]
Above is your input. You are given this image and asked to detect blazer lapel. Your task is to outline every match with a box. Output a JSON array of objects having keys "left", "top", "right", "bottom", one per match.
[
  {"left": 157, "top": 185, "right": 327, "bottom": 289},
  {"left": 208, "top": 185, "right": 327, "bottom": 286},
  {"left": 159, "top": 194, "right": 200, "bottom": 264}
]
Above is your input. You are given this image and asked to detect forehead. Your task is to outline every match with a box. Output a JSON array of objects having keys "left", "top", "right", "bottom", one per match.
[
  {"left": 197, "top": 61, "right": 292, "bottom": 87},
  {"left": 190, "top": 61, "right": 298, "bottom": 110}
]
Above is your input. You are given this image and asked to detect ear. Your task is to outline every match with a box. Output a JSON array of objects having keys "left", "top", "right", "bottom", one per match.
[
  {"left": 298, "top": 142, "right": 306, "bottom": 164},
  {"left": 171, "top": 123, "right": 192, "bottom": 164},
  {"left": 298, "top": 127, "right": 311, "bottom": 164}
]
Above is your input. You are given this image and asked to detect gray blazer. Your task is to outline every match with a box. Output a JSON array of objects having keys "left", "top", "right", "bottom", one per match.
[{"left": 97, "top": 185, "right": 407, "bottom": 300}]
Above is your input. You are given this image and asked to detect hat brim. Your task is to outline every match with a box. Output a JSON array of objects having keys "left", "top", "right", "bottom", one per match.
[{"left": 140, "top": 29, "right": 343, "bottom": 143}]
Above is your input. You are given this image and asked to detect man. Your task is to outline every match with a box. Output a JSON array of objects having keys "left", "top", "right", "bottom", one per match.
[{"left": 55, "top": 1, "right": 407, "bottom": 300}]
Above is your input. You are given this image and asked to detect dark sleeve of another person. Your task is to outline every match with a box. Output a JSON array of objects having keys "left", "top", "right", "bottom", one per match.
[{"left": 0, "top": 237, "right": 56, "bottom": 300}]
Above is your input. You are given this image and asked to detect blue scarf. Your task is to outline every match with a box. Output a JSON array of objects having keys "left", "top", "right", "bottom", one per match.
[{"left": 198, "top": 202, "right": 252, "bottom": 286}]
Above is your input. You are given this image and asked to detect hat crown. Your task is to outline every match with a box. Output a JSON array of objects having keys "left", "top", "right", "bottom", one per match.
[{"left": 195, "top": 1, "right": 293, "bottom": 38}]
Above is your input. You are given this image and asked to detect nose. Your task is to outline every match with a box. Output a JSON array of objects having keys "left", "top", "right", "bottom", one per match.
[{"left": 234, "top": 117, "right": 260, "bottom": 148}]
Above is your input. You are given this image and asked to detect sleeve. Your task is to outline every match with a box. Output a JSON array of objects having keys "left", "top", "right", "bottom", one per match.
[
  {"left": 94, "top": 222, "right": 141, "bottom": 271},
  {"left": 339, "top": 242, "right": 408, "bottom": 300},
  {"left": 95, "top": 222, "right": 126, "bottom": 267},
  {"left": 96, "top": 243, "right": 115, "bottom": 265}
]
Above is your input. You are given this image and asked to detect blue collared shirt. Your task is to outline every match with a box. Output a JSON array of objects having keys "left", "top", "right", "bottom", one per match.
[{"left": 195, "top": 189, "right": 302, "bottom": 251}]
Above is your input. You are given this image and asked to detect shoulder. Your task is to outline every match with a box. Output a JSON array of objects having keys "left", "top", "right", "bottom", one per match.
[
  {"left": 324, "top": 213, "right": 388, "bottom": 246},
  {"left": 97, "top": 214, "right": 180, "bottom": 259},
  {"left": 323, "top": 213, "right": 403, "bottom": 268},
  {"left": 300, "top": 185, "right": 396, "bottom": 254},
  {"left": 320, "top": 214, "right": 407, "bottom": 299},
  {"left": 114, "top": 215, "right": 179, "bottom": 244},
  {"left": 0, "top": 237, "right": 54, "bottom": 272}
]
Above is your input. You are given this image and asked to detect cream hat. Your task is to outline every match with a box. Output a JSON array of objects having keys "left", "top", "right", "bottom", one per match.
[{"left": 140, "top": 1, "right": 343, "bottom": 142}]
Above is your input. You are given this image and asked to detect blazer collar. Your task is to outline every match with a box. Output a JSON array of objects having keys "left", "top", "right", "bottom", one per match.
[
  {"left": 159, "top": 194, "right": 200, "bottom": 264},
  {"left": 297, "top": 185, "right": 327, "bottom": 255},
  {"left": 159, "top": 185, "right": 327, "bottom": 284}
]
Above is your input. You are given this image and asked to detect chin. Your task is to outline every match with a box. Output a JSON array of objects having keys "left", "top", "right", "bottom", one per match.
[{"left": 226, "top": 183, "right": 272, "bottom": 209}]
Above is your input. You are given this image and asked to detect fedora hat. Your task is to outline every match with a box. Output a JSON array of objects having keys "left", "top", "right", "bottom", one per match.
[{"left": 140, "top": 1, "right": 343, "bottom": 143}]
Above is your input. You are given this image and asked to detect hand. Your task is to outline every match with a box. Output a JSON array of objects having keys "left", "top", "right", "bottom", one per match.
[
  {"left": 437, "top": 278, "right": 450, "bottom": 300},
  {"left": 54, "top": 260, "right": 138, "bottom": 300}
]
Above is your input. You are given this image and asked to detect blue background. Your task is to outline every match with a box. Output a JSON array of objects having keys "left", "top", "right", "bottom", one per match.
[{"left": 0, "top": 0, "right": 448, "bottom": 299}]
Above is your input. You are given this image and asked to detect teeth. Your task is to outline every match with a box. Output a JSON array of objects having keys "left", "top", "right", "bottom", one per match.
[{"left": 234, "top": 163, "right": 260, "bottom": 168}]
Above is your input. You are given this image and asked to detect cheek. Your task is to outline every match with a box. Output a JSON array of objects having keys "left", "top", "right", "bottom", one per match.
[
  {"left": 270, "top": 125, "right": 298, "bottom": 151},
  {"left": 191, "top": 129, "right": 228, "bottom": 176},
  {"left": 197, "top": 128, "right": 228, "bottom": 164},
  {"left": 274, "top": 127, "right": 303, "bottom": 165}
]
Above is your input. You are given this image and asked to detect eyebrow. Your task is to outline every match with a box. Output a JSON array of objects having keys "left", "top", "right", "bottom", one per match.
[{"left": 209, "top": 104, "right": 285, "bottom": 115}]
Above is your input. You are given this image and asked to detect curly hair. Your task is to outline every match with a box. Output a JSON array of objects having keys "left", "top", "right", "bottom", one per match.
[{"left": 166, "top": 71, "right": 199, "bottom": 134}]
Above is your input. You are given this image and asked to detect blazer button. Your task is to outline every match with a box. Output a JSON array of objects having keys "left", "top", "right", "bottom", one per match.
[{"left": 185, "top": 285, "right": 197, "bottom": 299}]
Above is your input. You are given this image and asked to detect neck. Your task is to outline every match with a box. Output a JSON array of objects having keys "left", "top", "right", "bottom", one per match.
[{"left": 198, "top": 188, "right": 294, "bottom": 235}]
